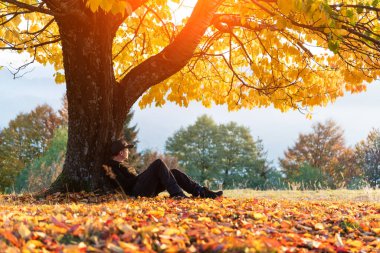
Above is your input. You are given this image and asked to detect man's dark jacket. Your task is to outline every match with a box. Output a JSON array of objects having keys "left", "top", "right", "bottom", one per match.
[{"left": 105, "top": 159, "right": 138, "bottom": 194}]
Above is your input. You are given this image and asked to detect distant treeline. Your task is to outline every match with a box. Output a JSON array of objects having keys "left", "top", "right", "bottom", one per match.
[{"left": 0, "top": 101, "right": 379, "bottom": 193}]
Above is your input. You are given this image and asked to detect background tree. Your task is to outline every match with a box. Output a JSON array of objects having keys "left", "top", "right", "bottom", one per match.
[
  {"left": 0, "top": 104, "right": 62, "bottom": 192},
  {"left": 244, "top": 139, "right": 274, "bottom": 189},
  {"left": 355, "top": 129, "right": 380, "bottom": 188},
  {"left": 279, "top": 120, "right": 355, "bottom": 188},
  {"left": 215, "top": 122, "right": 271, "bottom": 188},
  {"left": 14, "top": 128, "right": 67, "bottom": 193},
  {"left": 166, "top": 115, "right": 271, "bottom": 189},
  {"left": 13, "top": 104, "right": 141, "bottom": 193},
  {"left": 287, "top": 164, "right": 328, "bottom": 190},
  {"left": 58, "top": 94, "right": 68, "bottom": 126},
  {"left": 262, "top": 169, "right": 286, "bottom": 190},
  {"left": 1, "top": 0, "right": 379, "bottom": 193},
  {"left": 123, "top": 110, "right": 140, "bottom": 168},
  {"left": 338, "top": 147, "right": 364, "bottom": 186},
  {"left": 166, "top": 115, "right": 219, "bottom": 184},
  {"left": 137, "top": 149, "right": 182, "bottom": 174},
  {"left": 0, "top": 134, "right": 23, "bottom": 192}
]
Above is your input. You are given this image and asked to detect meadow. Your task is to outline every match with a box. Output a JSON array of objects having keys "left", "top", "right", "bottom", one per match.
[{"left": 0, "top": 189, "right": 379, "bottom": 252}]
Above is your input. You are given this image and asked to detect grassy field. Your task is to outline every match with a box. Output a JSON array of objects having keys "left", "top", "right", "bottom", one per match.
[{"left": 224, "top": 188, "right": 380, "bottom": 202}]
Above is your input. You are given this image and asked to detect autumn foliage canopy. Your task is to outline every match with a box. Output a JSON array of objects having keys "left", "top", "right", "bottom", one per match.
[{"left": 1, "top": 0, "right": 379, "bottom": 111}]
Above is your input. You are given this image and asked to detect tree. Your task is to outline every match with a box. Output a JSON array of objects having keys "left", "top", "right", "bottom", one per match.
[
  {"left": 355, "top": 129, "right": 380, "bottom": 188},
  {"left": 279, "top": 120, "right": 358, "bottom": 188},
  {"left": 215, "top": 122, "right": 270, "bottom": 188},
  {"left": 1, "top": 0, "right": 379, "bottom": 193},
  {"left": 58, "top": 94, "right": 68, "bottom": 126},
  {"left": 122, "top": 110, "right": 140, "bottom": 167},
  {"left": 287, "top": 164, "right": 329, "bottom": 190},
  {"left": 138, "top": 149, "right": 182, "bottom": 174},
  {"left": 0, "top": 104, "right": 62, "bottom": 191},
  {"left": 13, "top": 104, "right": 140, "bottom": 193},
  {"left": 14, "top": 128, "right": 67, "bottom": 193},
  {"left": 166, "top": 115, "right": 270, "bottom": 188},
  {"left": 166, "top": 115, "right": 219, "bottom": 184},
  {"left": 0, "top": 135, "right": 23, "bottom": 192}
]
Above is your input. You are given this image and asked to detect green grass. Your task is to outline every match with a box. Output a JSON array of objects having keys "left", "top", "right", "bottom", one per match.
[{"left": 223, "top": 188, "right": 380, "bottom": 202}]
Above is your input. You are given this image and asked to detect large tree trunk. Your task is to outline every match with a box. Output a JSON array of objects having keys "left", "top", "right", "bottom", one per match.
[
  {"left": 42, "top": 0, "right": 222, "bottom": 195},
  {"left": 47, "top": 11, "right": 124, "bottom": 194}
]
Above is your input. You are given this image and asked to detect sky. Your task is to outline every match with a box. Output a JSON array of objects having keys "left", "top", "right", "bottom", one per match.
[{"left": 1, "top": 52, "right": 380, "bottom": 167}]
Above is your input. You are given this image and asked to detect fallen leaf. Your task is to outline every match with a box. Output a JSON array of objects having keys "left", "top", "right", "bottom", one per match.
[
  {"left": 2, "top": 231, "right": 20, "bottom": 247},
  {"left": 18, "top": 223, "right": 31, "bottom": 239},
  {"left": 314, "top": 222, "right": 324, "bottom": 230}
]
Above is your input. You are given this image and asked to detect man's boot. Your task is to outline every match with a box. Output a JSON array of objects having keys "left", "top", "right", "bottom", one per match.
[{"left": 199, "top": 187, "right": 223, "bottom": 199}]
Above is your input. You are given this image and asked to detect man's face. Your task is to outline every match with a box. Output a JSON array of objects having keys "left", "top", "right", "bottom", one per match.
[{"left": 120, "top": 148, "right": 129, "bottom": 160}]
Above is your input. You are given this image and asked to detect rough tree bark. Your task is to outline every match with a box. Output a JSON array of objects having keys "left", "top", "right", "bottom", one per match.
[{"left": 46, "top": 10, "right": 122, "bottom": 193}]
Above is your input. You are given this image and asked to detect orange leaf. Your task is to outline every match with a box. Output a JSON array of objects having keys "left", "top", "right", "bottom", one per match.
[{"left": 2, "top": 231, "right": 20, "bottom": 247}]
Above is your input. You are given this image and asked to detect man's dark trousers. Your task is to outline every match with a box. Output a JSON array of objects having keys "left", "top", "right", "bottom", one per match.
[{"left": 131, "top": 159, "right": 202, "bottom": 197}]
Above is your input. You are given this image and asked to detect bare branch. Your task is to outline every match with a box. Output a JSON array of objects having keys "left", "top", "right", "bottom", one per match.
[
  {"left": 22, "top": 18, "right": 55, "bottom": 36},
  {"left": 212, "top": 14, "right": 279, "bottom": 32},
  {"left": 0, "top": 10, "right": 32, "bottom": 25},
  {"left": 0, "top": 38, "right": 60, "bottom": 50},
  {"left": 6, "top": 48, "right": 37, "bottom": 79},
  {"left": 1, "top": 0, "right": 53, "bottom": 15}
]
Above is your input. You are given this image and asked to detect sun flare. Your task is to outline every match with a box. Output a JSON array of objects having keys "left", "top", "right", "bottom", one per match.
[{"left": 171, "top": 0, "right": 199, "bottom": 21}]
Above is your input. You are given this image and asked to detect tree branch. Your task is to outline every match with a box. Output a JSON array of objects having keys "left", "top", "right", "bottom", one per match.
[
  {"left": 0, "top": 38, "right": 61, "bottom": 50},
  {"left": 212, "top": 14, "right": 279, "bottom": 32},
  {"left": 22, "top": 18, "right": 55, "bottom": 36},
  {"left": 1, "top": 0, "right": 53, "bottom": 15},
  {"left": 117, "top": 0, "right": 223, "bottom": 111}
]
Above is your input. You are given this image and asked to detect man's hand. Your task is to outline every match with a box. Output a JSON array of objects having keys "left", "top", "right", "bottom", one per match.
[{"left": 102, "top": 165, "right": 116, "bottom": 179}]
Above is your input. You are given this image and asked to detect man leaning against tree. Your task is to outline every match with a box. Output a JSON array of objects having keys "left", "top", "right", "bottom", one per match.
[{"left": 104, "top": 139, "right": 223, "bottom": 199}]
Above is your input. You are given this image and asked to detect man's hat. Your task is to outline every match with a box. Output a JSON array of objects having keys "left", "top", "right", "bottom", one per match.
[{"left": 111, "top": 139, "right": 134, "bottom": 155}]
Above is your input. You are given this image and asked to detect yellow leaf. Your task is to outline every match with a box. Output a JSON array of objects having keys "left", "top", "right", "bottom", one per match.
[
  {"left": 372, "top": 227, "right": 380, "bottom": 235},
  {"left": 54, "top": 72, "right": 65, "bottom": 84},
  {"left": 314, "top": 223, "right": 324, "bottom": 230},
  {"left": 147, "top": 209, "right": 165, "bottom": 218},
  {"left": 255, "top": 213, "right": 265, "bottom": 220},
  {"left": 346, "top": 239, "right": 363, "bottom": 248},
  {"left": 18, "top": 223, "right": 31, "bottom": 239},
  {"left": 86, "top": 0, "right": 100, "bottom": 13},
  {"left": 100, "top": 0, "right": 113, "bottom": 12},
  {"left": 163, "top": 228, "right": 181, "bottom": 235},
  {"left": 198, "top": 217, "right": 211, "bottom": 222},
  {"left": 118, "top": 242, "right": 139, "bottom": 251},
  {"left": 26, "top": 240, "right": 44, "bottom": 249}
]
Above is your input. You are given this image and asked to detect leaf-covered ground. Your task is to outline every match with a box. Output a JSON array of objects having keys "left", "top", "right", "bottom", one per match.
[{"left": 0, "top": 192, "right": 379, "bottom": 253}]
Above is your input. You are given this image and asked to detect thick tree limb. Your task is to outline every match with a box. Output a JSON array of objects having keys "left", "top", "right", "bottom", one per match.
[
  {"left": 117, "top": 0, "right": 224, "bottom": 112},
  {"left": 43, "top": 0, "right": 89, "bottom": 24}
]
